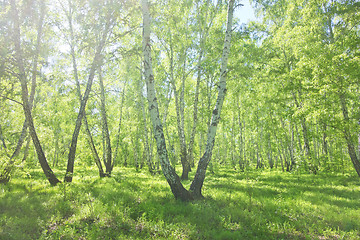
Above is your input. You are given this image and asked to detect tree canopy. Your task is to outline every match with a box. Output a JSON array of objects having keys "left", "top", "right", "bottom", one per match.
[{"left": 0, "top": 0, "right": 359, "bottom": 194}]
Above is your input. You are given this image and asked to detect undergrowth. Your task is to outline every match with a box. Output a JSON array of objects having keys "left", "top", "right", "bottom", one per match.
[{"left": 0, "top": 167, "right": 359, "bottom": 239}]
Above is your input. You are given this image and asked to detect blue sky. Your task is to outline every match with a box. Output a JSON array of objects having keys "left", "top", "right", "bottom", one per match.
[{"left": 235, "top": 0, "right": 257, "bottom": 23}]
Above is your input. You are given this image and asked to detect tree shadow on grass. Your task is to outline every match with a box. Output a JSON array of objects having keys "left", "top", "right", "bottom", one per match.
[
  {"left": 0, "top": 183, "right": 73, "bottom": 240},
  {"left": 86, "top": 169, "right": 309, "bottom": 239},
  {"left": 1, "top": 168, "right": 359, "bottom": 240}
]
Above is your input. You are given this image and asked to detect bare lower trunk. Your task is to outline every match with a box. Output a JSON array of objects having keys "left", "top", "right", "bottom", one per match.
[
  {"left": 1, "top": 0, "right": 44, "bottom": 183},
  {"left": 138, "top": 72, "right": 153, "bottom": 173},
  {"left": 322, "top": 123, "right": 328, "bottom": 166},
  {"left": 0, "top": 124, "right": 7, "bottom": 151},
  {"left": 99, "top": 68, "right": 112, "bottom": 175},
  {"left": 345, "top": 137, "right": 360, "bottom": 176},
  {"left": 9, "top": 0, "right": 60, "bottom": 186},
  {"left": 113, "top": 81, "right": 127, "bottom": 168},
  {"left": 53, "top": 130, "right": 59, "bottom": 167},
  {"left": 65, "top": 14, "right": 111, "bottom": 182},
  {"left": 21, "top": 135, "right": 31, "bottom": 163},
  {"left": 340, "top": 94, "right": 360, "bottom": 176},
  {"left": 142, "top": 0, "right": 191, "bottom": 200},
  {"left": 168, "top": 45, "right": 189, "bottom": 180},
  {"left": 189, "top": 0, "right": 235, "bottom": 199},
  {"left": 67, "top": 12, "right": 105, "bottom": 178},
  {"left": 84, "top": 115, "right": 105, "bottom": 177},
  {"left": 301, "top": 119, "right": 311, "bottom": 158}
]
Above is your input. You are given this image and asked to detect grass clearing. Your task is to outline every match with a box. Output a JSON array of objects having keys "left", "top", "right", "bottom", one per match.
[{"left": 1, "top": 167, "right": 359, "bottom": 239}]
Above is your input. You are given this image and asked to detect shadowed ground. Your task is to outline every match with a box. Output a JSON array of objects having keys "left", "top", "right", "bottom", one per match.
[{"left": 1, "top": 167, "right": 359, "bottom": 239}]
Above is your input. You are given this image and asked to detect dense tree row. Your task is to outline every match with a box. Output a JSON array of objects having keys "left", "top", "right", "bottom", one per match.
[{"left": 0, "top": 0, "right": 359, "bottom": 199}]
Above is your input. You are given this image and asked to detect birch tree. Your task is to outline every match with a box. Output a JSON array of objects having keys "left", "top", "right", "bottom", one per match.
[
  {"left": 64, "top": 0, "right": 115, "bottom": 182},
  {"left": 10, "top": 0, "right": 61, "bottom": 185},
  {"left": 0, "top": 0, "right": 46, "bottom": 183},
  {"left": 142, "top": 0, "right": 236, "bottom": 200}
]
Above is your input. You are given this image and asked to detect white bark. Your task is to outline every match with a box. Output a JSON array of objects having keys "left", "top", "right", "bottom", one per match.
[
  {"left": 190, "top": 0, "right": 235, "bottom": 197},
  {"left": 142, "top": 0, "right": 175, "bottom": 183},
  {"left": 141, "top": 0, "right": 192, "bottom": 200}
]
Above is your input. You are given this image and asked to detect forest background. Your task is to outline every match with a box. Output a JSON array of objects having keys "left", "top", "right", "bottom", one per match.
[{"left": 0, "top": 0, "right": 359, "bottom": 239}]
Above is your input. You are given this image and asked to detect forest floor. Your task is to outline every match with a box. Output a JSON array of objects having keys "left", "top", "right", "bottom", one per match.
[{"left": 0, "top": 166, "right": 359, "bottom": 240}]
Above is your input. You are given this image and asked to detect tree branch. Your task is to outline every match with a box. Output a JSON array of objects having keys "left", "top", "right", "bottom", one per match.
[{"left": 0, "top": 95, "right": 23, "bottom": 106}]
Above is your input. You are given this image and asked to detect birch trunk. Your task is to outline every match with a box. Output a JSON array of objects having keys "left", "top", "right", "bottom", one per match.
[
  {"left": 65, "top": 13, "right": 112, "bottom": 182},
  {"left": 0, "top": 124, "right": 7, "bottom": 151},
  {"left": 142, "top": 0, "right": 192, "bottom": 200},
  {"left": 0, "top": 0, "right": 44, "bottom": 183},
  {"left": 187, "top": 0, "right": 211, "bottom": 172},
  {"left": 189, "top": 0, "right": 235, "bottom": 199},
  {"left": 99, "top": 68, "right": 112, "bottom": 175},
  {"left": 53, "top": 128, "right": 59, "bottom": 167},
  {"left": 301, "top": 119, "right": 311, "bottom": 158},
  {"left": 138, "top": 72, "right": 153, "bottom": 173},
  {"left": 66, "top": 7, "right": 105, "bottom": 178},
  {"left": 340, "top": 93, "right": 360, "bottom": 176},
  {"left": 113, "top": 81, "right": 127, "bottom": 168},
  {"left": 10, "top": 0, "right": 61, "bottom": 185},
  {"left": 21, "top": 135, "right": 31, "bottom": 163},
  {"left": 168, "top": 42, "right": 189, "bottom": 180},
  {"left": 142, "top": 0, "right": 236, "bottom": 200},
  {"left": 322, "top": 123, "right": 328, "bottom": 166},
  {"left": 292, "top": 91, "right": 311, "bottom": 158}
]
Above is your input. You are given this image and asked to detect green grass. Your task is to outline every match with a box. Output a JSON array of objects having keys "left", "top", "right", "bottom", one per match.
[{"left": 1, "top": 167, "right": 359, "bottom": 239}]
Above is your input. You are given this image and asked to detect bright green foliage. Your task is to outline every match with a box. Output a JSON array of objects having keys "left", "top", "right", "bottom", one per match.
[
  {"left": 1, "top": 0, "right": 358, "bottom": 180},
  {"left": 0, "top": 0, "right": 360, "bottom": 235}
]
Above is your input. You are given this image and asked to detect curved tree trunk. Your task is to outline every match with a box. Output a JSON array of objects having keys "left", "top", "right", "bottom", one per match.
[
  {"left": 64, "top": 13, "right": 112, "bottom": 182},
  {"left": 99, "top": 68, "right": 112, "bottom": 176},
  {"left": 137, "top": 71, "right": 153, "bottom": 173},
  {"left": 65, "top": 6, "right": 105, "bottom": 178},
  {"left": 142, "top": 0, "right": 192, "bottom": 200},
  {"left": 0, "top": 0, "right": 45, "bottom": 183},
  {"left": 142, "top": 0, "right": 235, "bottom": 200},
  {"left": 340, "top": 93, "right": 360, "bottom": 176},
  {"left": 168, "top": 42, "right": 189, "bottom": 180},
  {"left": 10, "top": 0, "right": 61, "bottom": 186},
  {"left": 187, "top": 0, "right": 210, "bottom": 171},
  {"left": 189, "top": 0, "right": 235, "bottom": 199},
  {"left": 112, "top": 80, "right": 127, "bottom": 169}
]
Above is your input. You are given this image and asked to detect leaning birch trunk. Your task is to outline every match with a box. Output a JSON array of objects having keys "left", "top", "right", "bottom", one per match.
[
  {"left": 141, "top": 0, "right": 192, "bottom": 200},
  {"left": 66, "top": 7, "right": 105, "bottom": 178},
  {"left": 10, "top": 0, "right": 61, "bottom": 186},
  {"left": 340, "top": 93, "right": 360, "bottom": 177},
  {"left": 112, "top": 80, "right": 127, "bottom": 168},
  {"left": 138, "top": 71, "right": 153, "bottom": 173},
  {"left": 0, "top": 125, "right": 7, "bottom": 151},
  {"left": 75, "top": 71, "right": 105, "bottom": 178},
  {"left": 179, "top": 51, "right": 190, "bottom": 179},
  {"left": 64, "top": 14, "right": 112, "bottom": 182},
  {"left": 65, "top": 45, "right": 104, "bottom": 182},
  {"left": 99, "top": 68, "right": 112, "bottom": 175},
  {"left": 167, "top": 38, "right": 189, "bottom": 180},
  {"left": 169, "top": 66, "right": 188, "bottom": 180},
  {"left": 188, "top": 0, "right": 211, "bottom": 170},
  {"left": 189, "top": 0, "right": 235, "bottom": 199},
  {"left": 72, "top": 54, "right": 105, "bottom": 177},
  {"left": 0, "top": 0, "right": 45, "bottom": 183}
]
